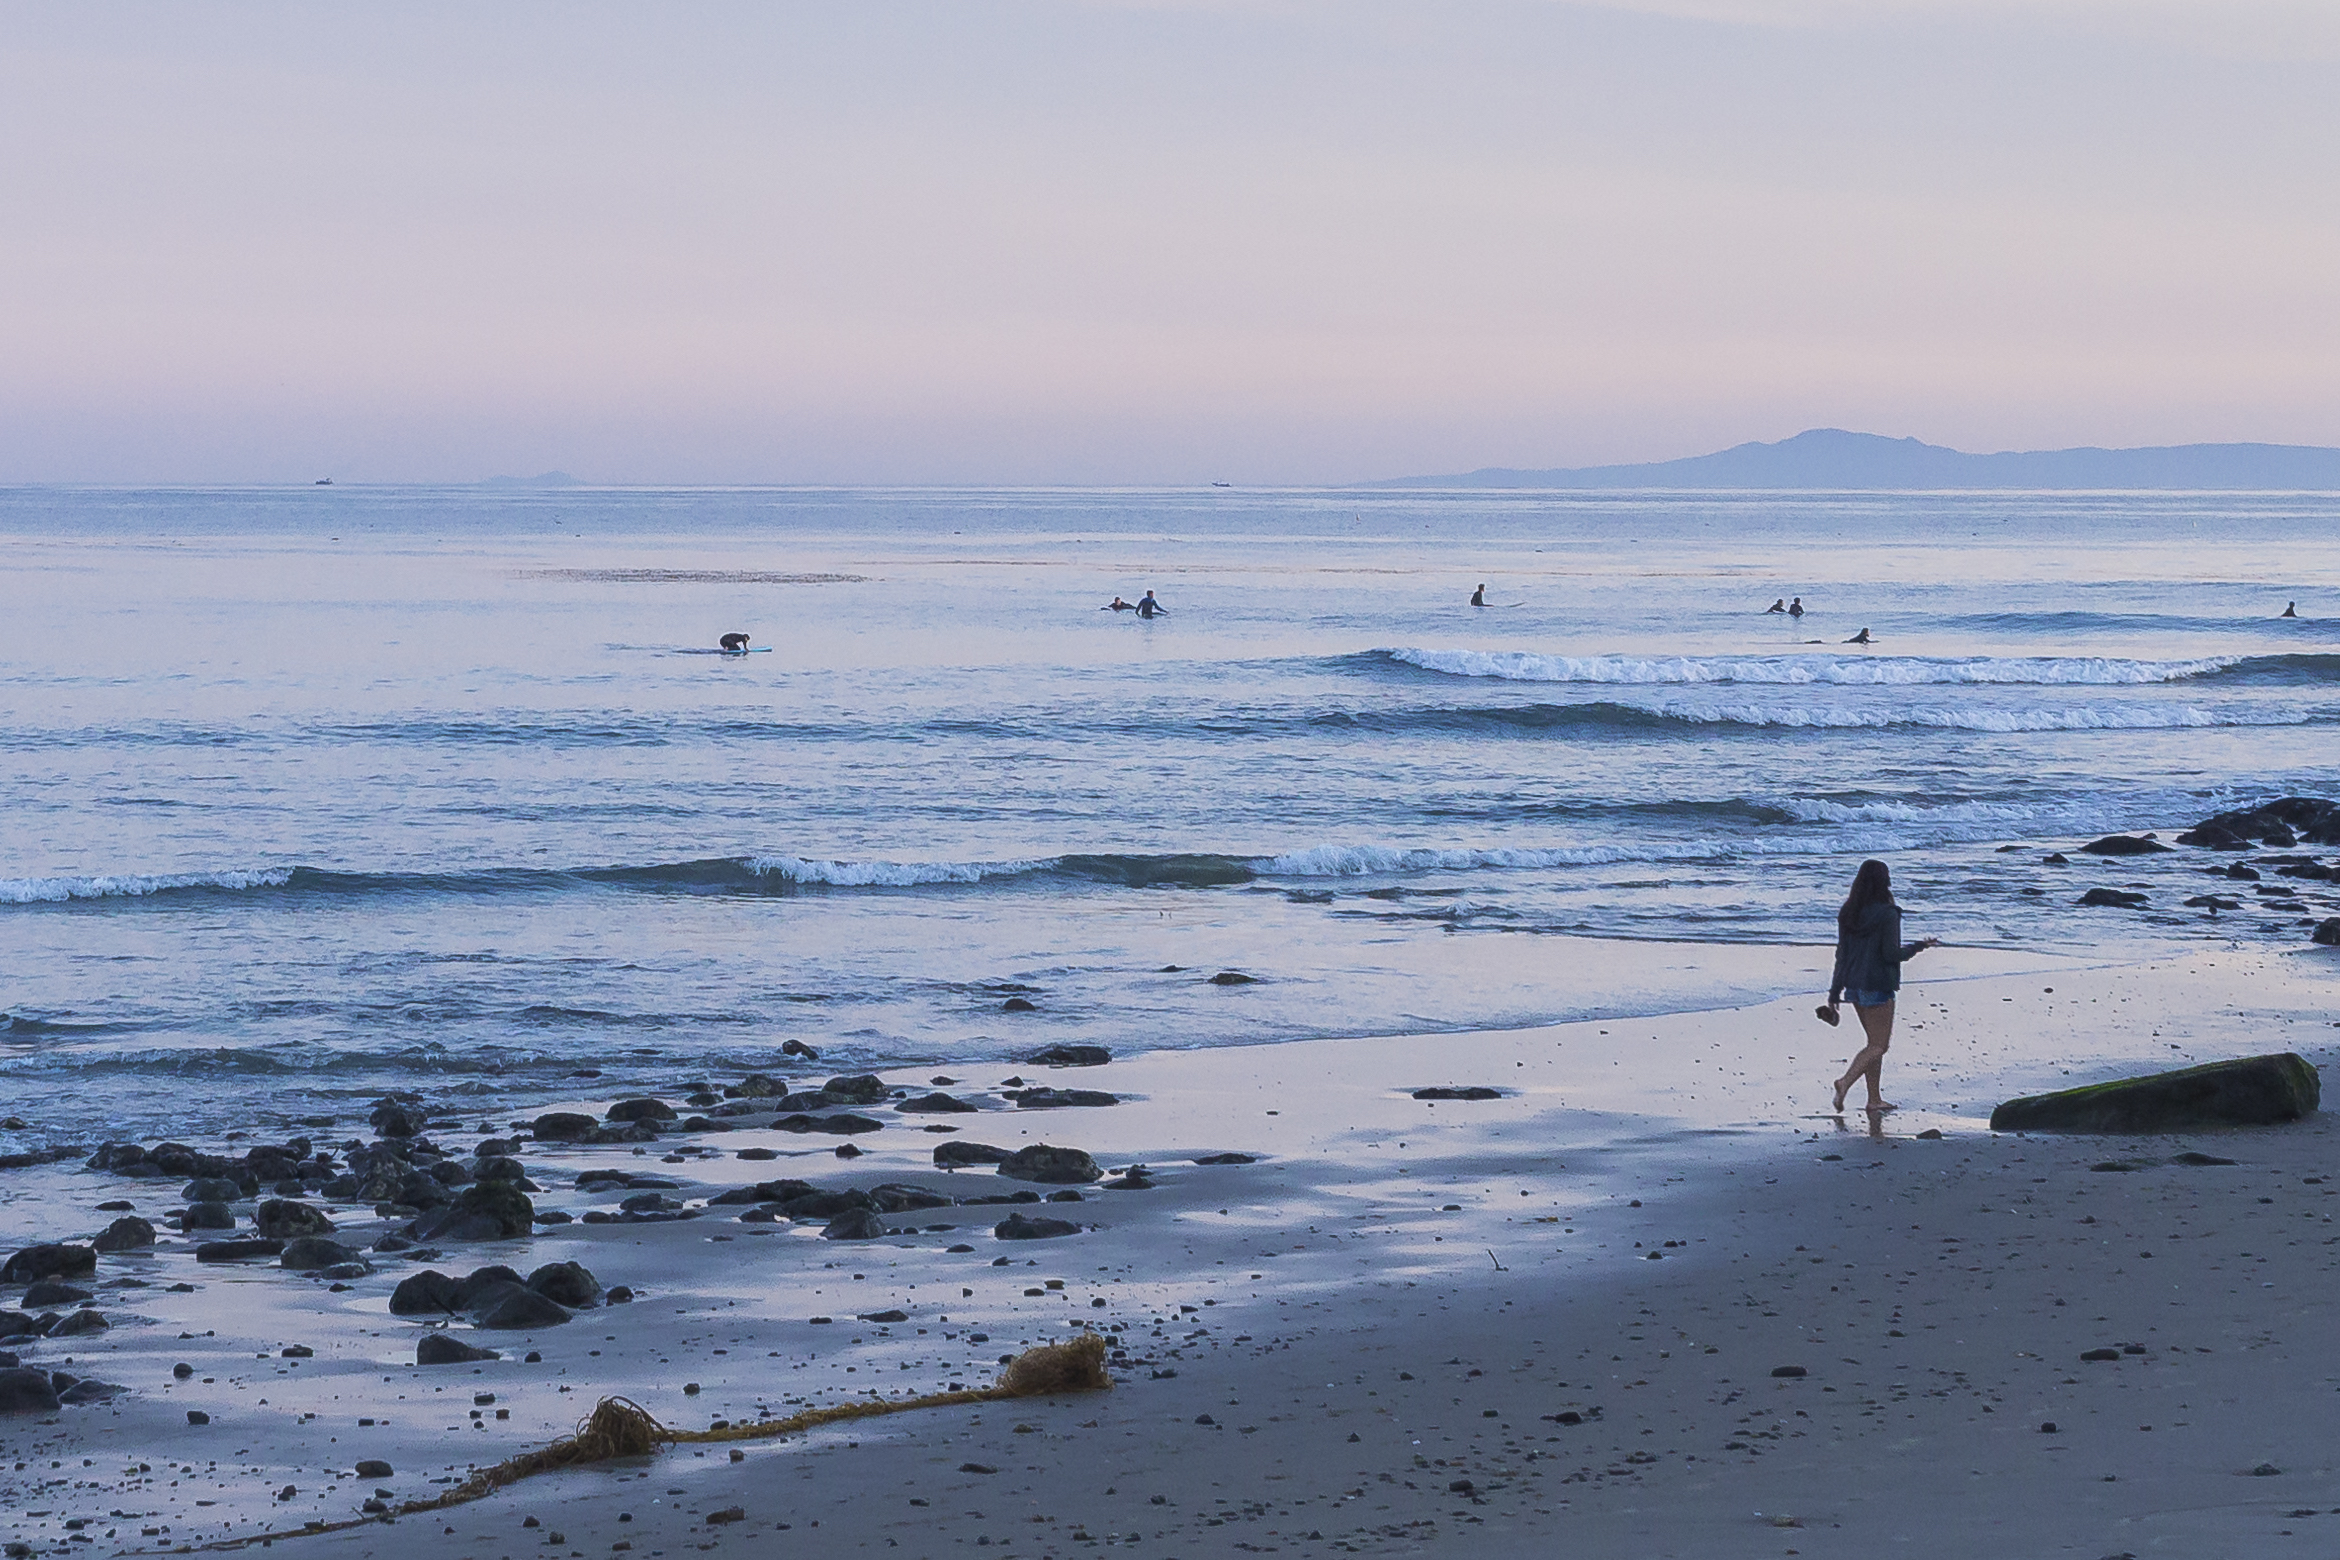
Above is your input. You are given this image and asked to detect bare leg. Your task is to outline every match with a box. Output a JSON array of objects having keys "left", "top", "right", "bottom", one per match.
[{"left": 1830, "top": 999, "right": 1895, "bottom": 1112}]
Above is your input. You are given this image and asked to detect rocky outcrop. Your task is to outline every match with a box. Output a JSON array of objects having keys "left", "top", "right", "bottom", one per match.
[
  {"left": 934, "top": 1141, "right": 1015, "bottom": 1169},
  {"left": 1008, "top": 1088, "right": 1118, "bottom": 1109},
  {"left": 997, "top": 1145, "right": 1101, "bottom": 1184},
  {"left": 898, "top": 1092, "right": 981, "bottom": 1113},
  {"left": 525, "top": 1261, "right": 601, "bottom": 1308},
  {"left": 416, "top": 1333, "right": 499, "bottom": 1366},
  {"left": 773, "top": 1112, "right": 883, "bottom": 1135},
  {"left": 254, "top": 1199, "right": 334, "bottom": 1239},
  {"left": 820, "top": 1208, "right": 889, "bottom": 1241},
  {"left": 92, "top": 1216, "right": 156, "bottom": 1253},
  {"left": 0, "top": 1244, "right": 95, "bottom": 1285},
  {"left": 2078, "top": 888, "right": 2147, "bottom": 908},
  {"left": 0, "top": 1365, "right": 62, "bottom": 1415},
  {"left": 369, "top": 1100, "right": 425, "bottom": 1138},
  {"left": 390, "top": 1270, "right": 464, "bottom": 1315},
  {"left": 2078, "top": 834, "right": 2171, "bottom": 856},
  {"left": 2178, "top": 798, "right": 2340, "bottom": 849},
  {"left": 1990, "top": 1053, "right": 2320, "bottom": 1133},
  {"left": 279, "top": 1237, "right": 364, "bottom": 1272},
  {"left": 473, "top": 1285, "right": 573, "bottom": 1329},
  {"left": 405, "top": 1182, "right": 533, "bottom": 1242},
  {"left": 1026, "top": 1045, "right": 1111, "bottom": 1068}
]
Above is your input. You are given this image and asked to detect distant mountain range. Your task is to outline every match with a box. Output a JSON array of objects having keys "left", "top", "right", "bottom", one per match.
[{"left": 1374, "top": 429, "right": 2340, "bottom": 489}]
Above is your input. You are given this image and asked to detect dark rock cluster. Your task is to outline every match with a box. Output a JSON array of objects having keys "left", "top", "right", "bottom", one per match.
[
  {"left": 2178, "top": 798, "right": 2340, "bottom": 850},
  {"left": 392, "top": 1260, "right": 601, "bottom": 1331}
]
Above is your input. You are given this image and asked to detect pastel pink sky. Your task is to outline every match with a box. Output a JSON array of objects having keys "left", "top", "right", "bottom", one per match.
[{"left": 3, "top": 1, "right": 2336, "bottom": 484}]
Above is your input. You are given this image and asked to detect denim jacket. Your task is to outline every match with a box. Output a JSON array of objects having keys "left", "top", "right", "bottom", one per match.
[{"left": 1829, "top": 900, "right": 1925, "bottom": 1002}]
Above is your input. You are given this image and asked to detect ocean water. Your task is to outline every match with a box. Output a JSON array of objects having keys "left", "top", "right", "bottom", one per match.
[{"left": 2, "top": 485, "right": 2335, "bottom": 1142}]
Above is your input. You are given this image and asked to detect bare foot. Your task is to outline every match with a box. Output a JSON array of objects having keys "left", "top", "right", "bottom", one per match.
[
  {"left": 1831, "top": 1079, "right": 1851, "bottom": 1112},
  {"left": 1864, "top": 1100, "right": 1899, "bottom": 1113}
]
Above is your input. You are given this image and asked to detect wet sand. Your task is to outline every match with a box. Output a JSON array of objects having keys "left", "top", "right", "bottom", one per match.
[{"left": 4, "top": 940, "right": 2336, "bottom": 1557}]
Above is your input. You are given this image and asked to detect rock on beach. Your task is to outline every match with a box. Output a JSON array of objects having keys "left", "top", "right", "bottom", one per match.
[
  {"left": 1990, "top": 1053, "right": 2320, "bottom": 1133},
  {"left": 416, "top": 1333, "right": 499, "bottom": 1366},
  {"left": 934, "top": 1141, "right": 1016, "bottom": 1168},
  {"left": 280, "top": 1237, "right": 364, "bottom": 1272},
  {"left": 997, "top": 1145, "right": 1102, "bottom": 1184},
  {"left": 2077, "top": 834, "right": 2171, "bottom": 855},
  {"left": 1026, "top": 1044, "right": 1112, "bottom": 1067},
  {"left": 0, "top": 1244, "right": 96, "bottom": 1285},
  {"left": 1009, "top": 1087, "right": 1118, "bottom": 1109},
  {"left": 254, "top": 1199, "right": 334, "bottom": 1239},
  {"left": 91, "top": 1216, "right": 156, "bottom": 1252},
  {"left": 405, "top": 1182, "right": 534, "bottom": 1241},
  {"left": 0, "top": 1366, "right": 63, "bottom": 1415}
]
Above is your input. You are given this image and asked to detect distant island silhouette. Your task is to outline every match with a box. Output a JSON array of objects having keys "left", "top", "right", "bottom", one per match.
[{"left": 1373, "top": 428, "right": 2340, "bottom": 490}]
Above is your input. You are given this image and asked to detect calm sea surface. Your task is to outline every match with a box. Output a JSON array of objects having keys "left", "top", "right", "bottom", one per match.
[{"left": 3, "top": 486, "right": 2335, "bottom": 1140}]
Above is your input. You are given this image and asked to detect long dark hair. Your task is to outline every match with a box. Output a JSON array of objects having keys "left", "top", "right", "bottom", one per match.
[{"left": 1837, "top": 859, "right": 1894, "bottom": 937}]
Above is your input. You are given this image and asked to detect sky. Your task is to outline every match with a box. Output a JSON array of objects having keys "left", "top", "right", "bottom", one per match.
[{"left": 2, "top": 1, "right": 2336, "bottom": 484}]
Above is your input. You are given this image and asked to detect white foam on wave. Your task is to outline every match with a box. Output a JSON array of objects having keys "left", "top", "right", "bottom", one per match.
[
  {"left": 1258, "top": 842, "right": 1652, "bottom": 875},
  {"left": 1385, "top": 647, "right": 2246, "bottom": 687},
  {"left": 746, "top": 854, "right": 1053, "bottom": 887},
  {"left": 1634, "top": 701, "right": 2301, "bottom": 732},
  {"left": 1779, "top": 795, "right": 2077, "bottom": 826},
  {"left": 0, "top": 868, "right": 294, "bottom": 905}
]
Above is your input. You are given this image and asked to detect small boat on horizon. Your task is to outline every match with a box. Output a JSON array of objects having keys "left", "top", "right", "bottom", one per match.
[{"left": 314, "top": 478, "right": 333, "bottom": 486}]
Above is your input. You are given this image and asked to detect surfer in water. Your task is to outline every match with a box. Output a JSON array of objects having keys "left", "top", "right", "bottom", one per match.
[
  {"left": 1470, "top": 584, "right": 1486, "bottom": 607},
  {"left": 1845, "top": 627, "right": 1872, "bottom": 645},
  {"left": 718, "top": 633, "right": 750, "bottom": 653},
  {"left": 1787, "top": 597, "right": 1805, "bottom": 619},
  {"left": 1136, "top": 591, "right": 1165, "bottom": 619},
  {"left": 1103, "top": 597, "right": 1133, "bottom": 612},
  {"left": 1764, "top": 598, "right": 1785, "bottom": 613},
  {"left": 2282, "top": 601, "right": 2298, "bottom": 618}
]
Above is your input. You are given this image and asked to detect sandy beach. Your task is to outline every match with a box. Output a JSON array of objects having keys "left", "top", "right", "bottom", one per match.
[{"left": 5, "top": 936, "right": 2338, "bottom": 1559}]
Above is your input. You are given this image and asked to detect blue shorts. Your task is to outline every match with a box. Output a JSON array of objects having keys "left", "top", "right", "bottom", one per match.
[{"left": 1841, "top": 988, "right": 1895, "bottom": 1008}]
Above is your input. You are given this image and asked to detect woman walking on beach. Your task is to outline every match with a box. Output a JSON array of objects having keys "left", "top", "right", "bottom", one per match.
[{"left": 1823, "top": 859, "right": 1938, "bottom": 1113}]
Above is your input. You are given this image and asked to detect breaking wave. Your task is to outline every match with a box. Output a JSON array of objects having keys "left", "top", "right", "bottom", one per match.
[{"left": 1375, "top": 647, "right": 2257, "bottom": 687}]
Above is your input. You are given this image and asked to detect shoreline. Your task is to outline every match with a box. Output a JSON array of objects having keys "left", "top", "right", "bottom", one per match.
[{"left": 2, "top": 942, "right": 2335, "bottom": 1556}]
